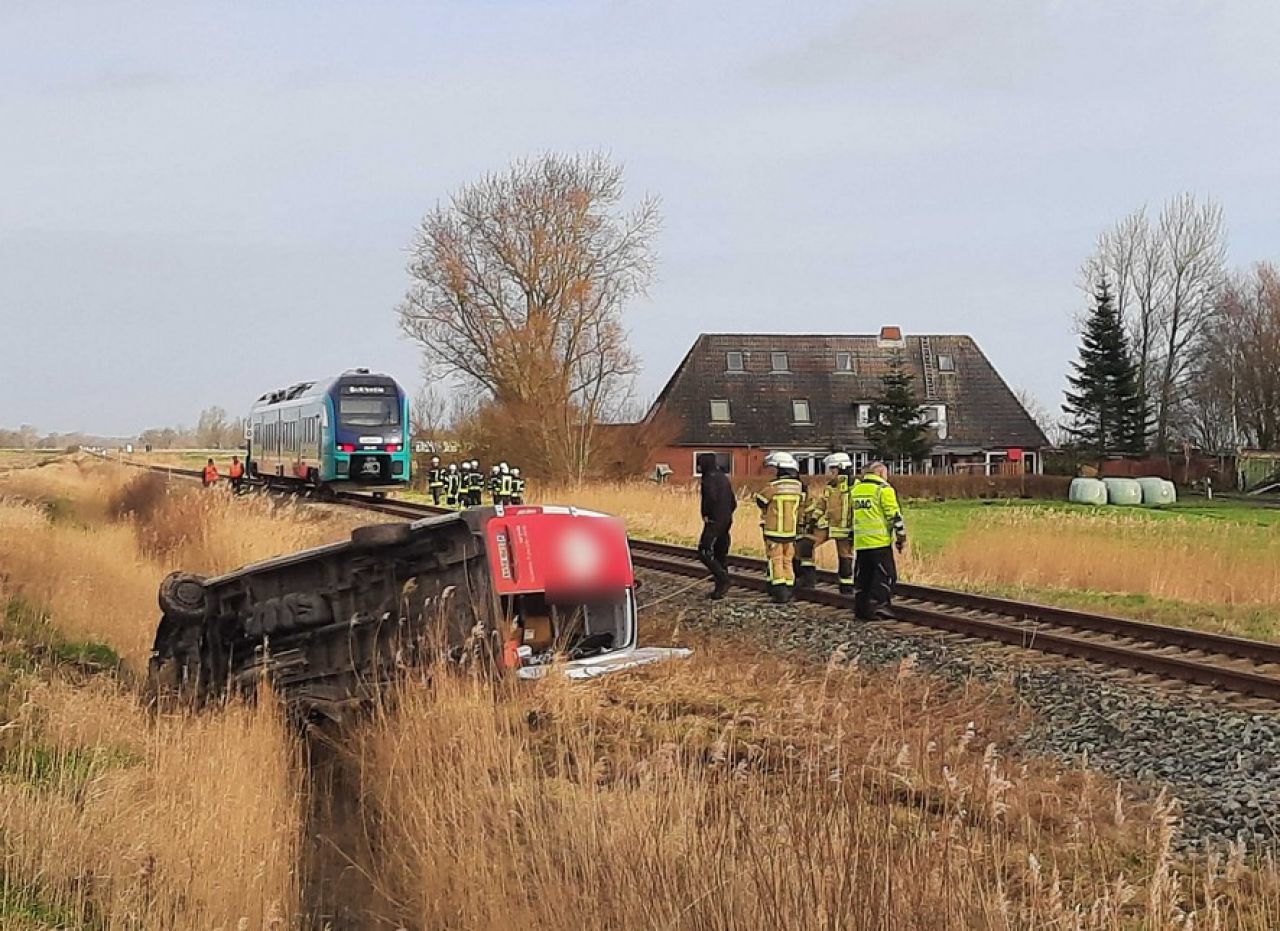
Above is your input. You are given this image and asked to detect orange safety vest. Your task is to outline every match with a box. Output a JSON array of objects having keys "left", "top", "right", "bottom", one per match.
[
  {"left": 203, "top": 464, "right": 220, "bottom": 483},
  {"left": 229, "top": 462, "right": 244, "bottom": 479}
]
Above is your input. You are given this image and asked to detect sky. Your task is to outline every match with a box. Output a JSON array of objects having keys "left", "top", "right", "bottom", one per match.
[{"left": 2, "top": 0, "right": 1279, "bottom": 436}]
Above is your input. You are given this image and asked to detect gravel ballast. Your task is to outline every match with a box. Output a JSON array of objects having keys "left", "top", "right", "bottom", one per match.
[{"left": 637, "top": 569, "right": 1280, "bottom": 852}]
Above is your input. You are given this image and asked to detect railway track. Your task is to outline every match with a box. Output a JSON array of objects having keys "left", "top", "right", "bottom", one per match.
[{"left": 100, "top": 455, "right": 1280, "bottom": 702}]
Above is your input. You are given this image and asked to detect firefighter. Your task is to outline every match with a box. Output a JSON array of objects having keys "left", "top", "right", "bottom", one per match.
[
  {"left": 796, "top": 453, "right": 855, "bottom": 593},
  {"left": 202, "top": 458, "right": 220, "bottom": 487},
  {"left": 469, "top": 460, "right": 485, "bottom": 506},
  {"left": 427, "top": 456, "right": 445, "bottom": 505},
  {"left": 444, "top": 463, "right": 462, "bottom": 508},
  {"left": 497, "top": 462, "right": 513, "bottom": 506},
  {"left": 696, "top": 452, "right": 735, "bottom": 600},
  {"left": 754, "top": 452, "right": 804, "bottom": 604},
  {"left": 489, "top": 465, "right": 502, "bottom": 504},
  {"left": 851, "top": 461, "right": 907, "bottom": 620},
  {"left": 228, "top": 455, "right": 245, "bottom": 494},
  {"left": 462, "top": 461, "right": 476, "bottom": 507},
  {"left": 510, "top": 468, "right": 526, "bottom": 504}
]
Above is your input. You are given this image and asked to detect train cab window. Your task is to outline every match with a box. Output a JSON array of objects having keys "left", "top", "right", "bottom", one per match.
[{"left": 339, "top": 397, "right": 401, "bottom": 427}]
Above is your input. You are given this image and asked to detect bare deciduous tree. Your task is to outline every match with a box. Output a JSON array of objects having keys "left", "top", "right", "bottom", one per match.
[
  {"left": 1081, "top": 194, "right": 1226, "bottom": 451},
  {"left": 1014, "top": 386, "right": 1066, "bottom": 446},
  {"left": 1192, "top": 263, "right": 1280, "bottom": 452},
  {"left": 398, "top": 153, "right": 661, "bottom": 480}
]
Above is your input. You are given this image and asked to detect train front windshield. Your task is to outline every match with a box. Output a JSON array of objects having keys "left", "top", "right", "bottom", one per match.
[{"left": 338, "top": 397, "right": 401, "bottom": 427}]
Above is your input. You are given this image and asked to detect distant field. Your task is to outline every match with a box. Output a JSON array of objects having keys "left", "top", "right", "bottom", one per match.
[{"left": 0, "top": 449, "right": 66, "bottom": 472}]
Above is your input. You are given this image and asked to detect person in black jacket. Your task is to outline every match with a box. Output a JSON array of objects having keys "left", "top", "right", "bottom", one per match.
[{"left": 696, "top": 452, "right": 736, "bottom": 600}]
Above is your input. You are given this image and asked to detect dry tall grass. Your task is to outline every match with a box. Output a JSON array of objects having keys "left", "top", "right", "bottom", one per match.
[
  {"left": 921, "top": 509, "right": 1280, "bottom": 607},
  {"left": 0, "top": 676, "right": 301, "bottom": 929},
  {"left": 362, "top": 649, "right": 1280, "bottom": 929},
  {"left": 3, "top": 460, "right": 1279, "bottom": 928},
  {"left": 0, "top": 461, "right": 354, "bottom": 928}
]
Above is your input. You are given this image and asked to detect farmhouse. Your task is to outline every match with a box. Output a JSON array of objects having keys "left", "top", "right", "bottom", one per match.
[{"left": 645, "top": 328, "right": 1048, "bottom": 480}]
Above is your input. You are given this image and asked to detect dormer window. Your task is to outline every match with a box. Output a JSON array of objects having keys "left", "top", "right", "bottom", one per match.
[
  {"left": 835, "top": 351, "right": 855, "bottom": 374},
  {"left": 725, "top": 351, "right": 745, "bottom": 373},
  {"left": 878, "top": 325, "right": 905, "bottom": 349},
  {"left": 770, "top": 351, "right": 789, "bottom": 372}
]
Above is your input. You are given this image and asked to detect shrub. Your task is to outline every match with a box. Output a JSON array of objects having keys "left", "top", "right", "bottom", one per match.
[{"left": 108, "top": 472, "right": 171, "bottom": 522}]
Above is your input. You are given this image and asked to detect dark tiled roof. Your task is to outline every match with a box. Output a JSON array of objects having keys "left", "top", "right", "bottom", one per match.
[{"left": 648, "top": 333, "right": 1048, "bottom": 450}]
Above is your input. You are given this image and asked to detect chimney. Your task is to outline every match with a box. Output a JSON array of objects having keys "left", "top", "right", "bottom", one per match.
[{"left": 877, "top": 325, "right": 905, "bottom": 348}]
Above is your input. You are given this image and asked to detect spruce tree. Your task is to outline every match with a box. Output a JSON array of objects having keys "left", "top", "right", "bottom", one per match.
[
  {"left": 1063, "top": 278, "right": 1147, "bottom": 456},
  {"left": 866, "top": 353, "right": 932, "bottom": 466}
]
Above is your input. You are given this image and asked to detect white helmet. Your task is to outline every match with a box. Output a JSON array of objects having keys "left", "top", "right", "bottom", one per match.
[
  {"left": 764, "top": 451, "right": 799, "bottom": 471},
  {"left": 512, "top": 468, "right": 521, "bottom": 477},
  {"left": 499, "top": 462, "right": 509, "bottom": 474},
  {"left": 448, "top": 463, "right": 458, "bottom": 472},
  {"left": 491, "top": 465, "right": 499, "bottom": 474},
  {"left": 823, "top": 452, "right": 852, "bottom": 471},
  {"left": 469, "top": 460, "right": 478, "bottom": 469},
  {"left": 431, "top": 456, "right": 439, "bottom": 465}
]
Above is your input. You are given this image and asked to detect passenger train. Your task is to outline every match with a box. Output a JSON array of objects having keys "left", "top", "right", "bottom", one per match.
[{"left": 246, "top": 369, "right": 411, "bottom": 493}]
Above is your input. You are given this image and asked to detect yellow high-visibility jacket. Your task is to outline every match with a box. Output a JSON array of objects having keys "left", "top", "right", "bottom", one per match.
[
  {"left": 851, "top": 473, "right": 905, "bottom": 550},
  {"left": 755, "top": 477, "right": 805, "bottom": 541}
]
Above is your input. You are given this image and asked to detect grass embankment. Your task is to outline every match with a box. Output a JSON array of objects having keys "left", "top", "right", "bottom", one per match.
[
  {"left": 517, "top": 481, "right": 1280, "bottom": 641},
  {"left": 1, "top": 461, "right": 1278, "bottom": 926},
  {"left": 0, "top": 460, "right": 349, "bottom": 928}
]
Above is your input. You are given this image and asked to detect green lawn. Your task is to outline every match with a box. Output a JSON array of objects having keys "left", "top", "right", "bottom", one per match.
[{"left": 900, "top": 496, "right": 1280, "bottom": 558}]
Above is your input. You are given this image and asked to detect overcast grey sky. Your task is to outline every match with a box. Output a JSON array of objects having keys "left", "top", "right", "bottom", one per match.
[{"left": 3, "top": 0, "right": 1278, "bottom": 435}]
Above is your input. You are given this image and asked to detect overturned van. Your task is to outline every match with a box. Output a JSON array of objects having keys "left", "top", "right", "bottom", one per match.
[{"left": 149, "top": 505, "right": 689, "bottom": 717}]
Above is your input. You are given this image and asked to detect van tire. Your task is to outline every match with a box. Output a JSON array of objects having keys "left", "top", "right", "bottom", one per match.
[{"left": 158, "top": 571, "right": 208, "bottom": 623}]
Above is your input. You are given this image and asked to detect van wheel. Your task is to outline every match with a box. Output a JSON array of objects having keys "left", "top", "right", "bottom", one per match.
[{"left": 158, "top": 571, "right": 208, "bottom": 622}]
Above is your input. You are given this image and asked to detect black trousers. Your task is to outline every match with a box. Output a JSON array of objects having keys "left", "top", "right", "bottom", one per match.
[
  {"left": 697, "top": 520, "right": 732, "bottom": 587},
  {"left": 854, "top": 546, "right": 897, "bottom": 618}
]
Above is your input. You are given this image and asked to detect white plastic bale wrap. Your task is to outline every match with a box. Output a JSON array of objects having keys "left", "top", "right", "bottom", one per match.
[
  {"left": 1136, "top": 476, "right": 1176, "bottom": 506},
  {"left": 1069, "top": 477, "right": 1107, "bottom": 505},
  {"left": 1102, "top": 477, "right": 1143, "bottom": 506},
  {"left": 1162, "top": 479, "right": 1177, "bottom": 503}
]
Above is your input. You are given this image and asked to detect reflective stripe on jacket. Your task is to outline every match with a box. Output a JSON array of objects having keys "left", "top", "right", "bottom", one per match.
[
  {"left": 754, "top": 477, "right": 805, "bottom": 540},
  {"left": 851, "top": 473, "right": 904, "bottom": 550},
  {"left": 427, "top": 468, "right": 444, "bottom": 488}
]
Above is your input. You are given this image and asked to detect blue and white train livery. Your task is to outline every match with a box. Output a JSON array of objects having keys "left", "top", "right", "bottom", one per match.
[{"left": 246, "top": 369, "right": 411, "bottom": 490}]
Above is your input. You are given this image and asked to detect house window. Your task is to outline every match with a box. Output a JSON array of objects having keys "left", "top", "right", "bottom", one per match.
[
  {"left": 835, "top": 352, "right": 855, "bottom": 374},
  {"left": 725, "top": 351, "right": 745, "bottom": 373},
  {"left": 938, "top": 354, "right": 955, "bottom": 372},
  {"left": 693, "top": 451, "right": 733, "bottom": 476},
  {"left": 709, "top": 399, "right": 732, "bottom": 423},
  {"left": 770, "top": 351, "right": 789, "bottom": 372},
  {"left": 856, "top": 404, "right": 872, "bottom": 428},
  {"left": 792, "top": 399, "right": 811, "bottom": 424}
]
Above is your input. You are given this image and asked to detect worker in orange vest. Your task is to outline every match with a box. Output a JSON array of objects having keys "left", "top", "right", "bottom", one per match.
[
  {"left": 202, "top": 458, "right": 220, "bottom": 487},
  {"left": 228, "top": 456, "right": 245, "bottom": 493}
]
